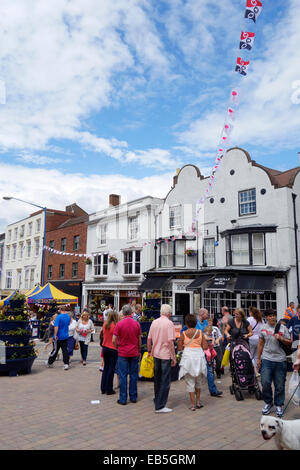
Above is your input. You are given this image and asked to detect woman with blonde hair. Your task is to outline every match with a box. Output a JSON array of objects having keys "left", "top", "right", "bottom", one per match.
[
  {"left": 225, "top": 308, "right": 253, "bottom": 343},
  {"left": 75, "top": 308, "right": 95, "bottom": 366},
  {"left": 101, "top": 309, "right": 120, "bottom": 395}
]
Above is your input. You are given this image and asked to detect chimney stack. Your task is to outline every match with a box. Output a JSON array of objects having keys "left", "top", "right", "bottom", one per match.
[{"left": 109, "top": 194, "right": 121, "bottom": 207}]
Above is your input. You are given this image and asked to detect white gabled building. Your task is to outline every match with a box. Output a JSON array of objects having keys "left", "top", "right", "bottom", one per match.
[
  {"left": 141, "top": 147, "right": 300, "bottom": 319},
  {"left": 0, "top": 211, "right": 45, "bottom": 295},
  {"left": 82, "top": 194, "right": 163, "bottom": 311}
]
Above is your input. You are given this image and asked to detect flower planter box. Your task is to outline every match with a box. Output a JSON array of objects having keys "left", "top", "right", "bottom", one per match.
[
  {"left": 6, "top": 345, "right": 34, "bottom": 360},
  {"left": 140, "top": 321, "right": 151, "bottom": 333},
  {"left": 0, "top": 334, "right": 32, "bottom": 345},
  {"left": 145, "top": 299, "right": 161, "bottom": 310},
  {"left": 9, "top": 300, "right": 24, "bottom": 309},
  {"left": 0, "top": 321, "right": 29, "bottom": 331},
  {"left": 0, "top": 357, "right": 36, "bottom": 377}
]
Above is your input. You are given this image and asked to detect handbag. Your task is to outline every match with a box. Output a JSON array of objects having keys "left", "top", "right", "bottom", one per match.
[
  {"left": 274, "top": 322, "right": 293, "bottom": 356},
  {"left": 74, "top": 342, "right": 79, "bottom": 350},
  {"left": 139, "top": 352, "right": 154, "bottom": 378}
]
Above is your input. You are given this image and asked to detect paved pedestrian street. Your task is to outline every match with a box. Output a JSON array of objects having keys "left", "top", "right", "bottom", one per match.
[{"left": 0, "top": 335, "right": 299, "bottom": 451}]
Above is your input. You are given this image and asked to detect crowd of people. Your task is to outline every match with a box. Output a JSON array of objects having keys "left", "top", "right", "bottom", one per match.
[{"left": 41, "top": 300, "right": 300, "bottom": 418}]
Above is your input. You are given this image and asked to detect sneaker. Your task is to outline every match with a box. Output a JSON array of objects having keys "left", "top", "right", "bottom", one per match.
[
  {"left": 276, "top": 406, "right": 283, "bottom": 418},
  {"left": 262, "top": 403, "right": 273, "bottom": 415},
  {"left": 211, "top": 391, "right": 223, "bottom": 397},
  {"left": 155, "top": 407, "right": 173, "bottom": 413},
  {"left": 45, "top": 361, "right": 53, "bottom": 368},
  {"left": 63, "top": 365, "right": 69, "bottom": 370}
]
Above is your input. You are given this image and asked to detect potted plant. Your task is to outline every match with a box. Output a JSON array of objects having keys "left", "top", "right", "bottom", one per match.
[
  {"left": 184, "top": 248, "right": 197, "bottom": 257},
  {"left": 0, "top": 294, "right": 37, "bottom": 376},
  {"left": 109, "top": 255, "right": 118, "bottom": 264},
  {"left": 85, "top": 257, "right": 92, "bottom": 265}
]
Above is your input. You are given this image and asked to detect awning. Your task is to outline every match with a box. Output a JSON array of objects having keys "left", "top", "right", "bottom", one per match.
[
  {"left": 234, "top": 274, "right": 275, "bottom": 294},
  {"left": 27, "top": 282, "right": 78, "bottom": 304},
  {"left": 206, "top": 274, "right": 235, "bottom": 292},
  {"left": 139, "top": 276, "right": 170, "bottom": 291},
  {"left": 186, "top": 275, "right": 213, "bottom": 291}
]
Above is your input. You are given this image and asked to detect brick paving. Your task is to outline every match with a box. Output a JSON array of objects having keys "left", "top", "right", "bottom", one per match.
[{"left": 0, "top": 329, "right": 299, "bottom": 450}]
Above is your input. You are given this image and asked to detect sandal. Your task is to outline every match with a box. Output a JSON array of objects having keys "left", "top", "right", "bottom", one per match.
[
  {"left": 196, "top": 402, "right": 204, "bottom": 409},
  {"left": 189, "top": 406, "right": 196, "bottom": 411}
]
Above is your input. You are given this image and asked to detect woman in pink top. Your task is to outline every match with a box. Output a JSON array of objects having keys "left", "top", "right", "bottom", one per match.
[
  {"left": 178, "top": 314, "right": 207, "bottom": 411},
  {"left": 101, "top": 310, "right": 119, "bottom": 395}
]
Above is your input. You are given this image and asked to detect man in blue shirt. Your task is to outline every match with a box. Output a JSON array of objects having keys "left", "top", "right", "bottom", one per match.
[{"left": 46, "top": 306, "right": 70, "bottom": 370}]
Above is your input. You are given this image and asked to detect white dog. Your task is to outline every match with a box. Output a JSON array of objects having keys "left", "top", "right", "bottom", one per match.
[{"left": 260, "top": 415, "right": 300, "bottom": 450}]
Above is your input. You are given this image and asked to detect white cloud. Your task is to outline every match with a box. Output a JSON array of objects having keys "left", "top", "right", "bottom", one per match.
[
  {"left": 0, "top": 162, "right": 175, "bottom": 233},
  {"left": 176, "top": 0, "right": 300, "bottom": 158},
  {"left": 0, "top": 0, "right": 171, "bottom": 156}
]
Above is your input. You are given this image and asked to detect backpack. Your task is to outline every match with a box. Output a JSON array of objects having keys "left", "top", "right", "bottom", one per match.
[{"left": 274, "top": 322, "right": 293, "bottom": 357}]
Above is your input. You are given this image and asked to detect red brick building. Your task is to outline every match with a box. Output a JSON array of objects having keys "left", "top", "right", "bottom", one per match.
[{"left": 44, "top": 204, "right": 89, "bottom": 305}]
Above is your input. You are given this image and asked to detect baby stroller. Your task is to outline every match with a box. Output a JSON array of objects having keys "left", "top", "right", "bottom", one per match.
[{"left": 229, "top": 338, "right": 262, "bottom": 401}]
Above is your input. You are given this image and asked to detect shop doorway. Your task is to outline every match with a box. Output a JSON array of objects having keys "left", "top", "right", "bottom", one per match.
[{"left": 175, "top": 293, "right": 190, "bottom": 319}]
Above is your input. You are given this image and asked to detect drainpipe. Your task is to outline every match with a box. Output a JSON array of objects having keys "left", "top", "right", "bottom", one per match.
[{"left": 292, "top": 193, "right": 300, "bottom": 303}]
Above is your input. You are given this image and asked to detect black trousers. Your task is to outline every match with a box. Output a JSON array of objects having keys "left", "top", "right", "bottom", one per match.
[
  {"left": 101, "top": 346, "right": 118, "bottom": 393},
  {"left": 154, "top": 358, "right": 172, "bottom": 411},
  {"left": 48, "top": 339, "right": 69, "bottom": 365}
]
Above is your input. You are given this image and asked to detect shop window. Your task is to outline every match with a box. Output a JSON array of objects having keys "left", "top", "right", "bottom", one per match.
[
  {"left": 162, "top": 290, "right": 173, "bottom": 308},
  {"left": 124, "top": 250, "right": 141, "bottom": 275},
  {"left": 203, "top": 291, "right": 218, "bottom": 316},
  {"left": 94, "top": 254, "right": 108, "bottom": 276},
  {"left": 203, "top": 238, "right": 215, "bottom": 266},
  {"left": 220, "top": 292, "right": 237, "bottom": 313},
  {"left": 72, "top": 262, "right": 78, "bottom": 278},
  {"left": 239, "top": 188, "right": 256, "bottom": 216}
]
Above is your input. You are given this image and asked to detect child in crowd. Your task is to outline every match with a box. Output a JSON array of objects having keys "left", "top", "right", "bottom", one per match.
[{"left": 203, "top": 325, "right": 217, "bottom": 363}]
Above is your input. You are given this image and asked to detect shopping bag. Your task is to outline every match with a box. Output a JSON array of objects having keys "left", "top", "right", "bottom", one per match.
[
  {"left": 139, "top": 352, "right": 154, "bottom": 378},
  {"left": 221, "top": 345, "right": 230, "bottom": 368},
  {"left": 288, "top": 371, "right": 300, "bottom": 406}
]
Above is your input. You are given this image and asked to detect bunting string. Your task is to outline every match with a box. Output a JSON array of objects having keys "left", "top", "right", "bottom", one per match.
[{"left": 192, "top": 0, "right": 263, "bottom": 225}]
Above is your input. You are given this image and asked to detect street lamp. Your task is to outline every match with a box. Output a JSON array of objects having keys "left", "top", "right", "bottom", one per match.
[{"left": 3, "top": 196, "right": 47, "bottom": 285}]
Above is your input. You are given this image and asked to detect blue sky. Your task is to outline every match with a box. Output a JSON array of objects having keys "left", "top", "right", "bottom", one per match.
[{"left": 0, "top": 0, "right": 299, "bottom": 231}]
